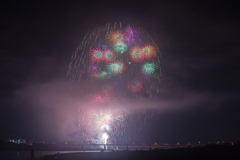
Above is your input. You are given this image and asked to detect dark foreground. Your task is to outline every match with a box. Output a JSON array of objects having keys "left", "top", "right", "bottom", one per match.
[{"left": 41, "top": 145, "right": 240, "bottom": 160}]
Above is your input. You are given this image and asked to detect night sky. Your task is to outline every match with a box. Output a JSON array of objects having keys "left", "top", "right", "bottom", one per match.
[{"left": 1, "top": 1, "right": 240, "bottom": 144}]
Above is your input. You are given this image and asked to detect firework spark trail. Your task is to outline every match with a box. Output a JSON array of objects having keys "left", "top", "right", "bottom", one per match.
[
  {"left": 77, "top": 106, "right": 126, "bottom": 142},
  {"left": 77, "top": 104, "right": 153, "bottom": 143}
]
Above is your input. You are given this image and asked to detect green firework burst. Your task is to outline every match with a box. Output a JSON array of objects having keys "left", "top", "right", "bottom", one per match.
[
  {"left": 107, "top": 61, "right": 125, "bottom": 75},
  {"left": 113, "top": 43, "right": 127, "bottom": 54},
  {"left": 142, "top": 62, "right": 155, "bottom": 74}
]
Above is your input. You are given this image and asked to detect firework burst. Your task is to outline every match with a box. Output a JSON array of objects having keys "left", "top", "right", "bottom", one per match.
[
  {"left": 110, "top": 31, "right": 126, "bottom": 44},
  {"left": 104, "top": 50, "right": 115, "bottom": 63},
  {"left": 113, "top": 42, "right": 128, "bottom": 54},
  {"left": 99, "top": 71, "right": 111, "bottom": 80},
  {"left": 125, "top": 26, "right": 138, "bottom": 44},
  {"left": 130, "top": 46, "right": 144, "bottom": 62},
  {"left": 87, "top": 64, "right": 99, "bottom": 74},
  {"left": 128, "top": 78, "right": 143, "bottom": 92},
  {"left": 142, "top": 62, "right": 155, "bottom": 75},
  {"left": 107, "top": 60, "right": 126, "bottom": 75},
  {"left": 142, "top": 45, "right": 156, "bottom": 59},
  {"left": 90, "top": 48, "right": 104, "bottom": 63}
]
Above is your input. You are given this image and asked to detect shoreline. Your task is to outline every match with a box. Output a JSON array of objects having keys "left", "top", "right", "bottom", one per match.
[{"left": 41, "top": 145, "right": 240, "bottom": 160}]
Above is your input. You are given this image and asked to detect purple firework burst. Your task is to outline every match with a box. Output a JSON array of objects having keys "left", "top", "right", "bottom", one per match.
[
  {"left": 88, "top": 64, "right": 99, "bottom": 74},
  {"left": 125, "top": 26, "right": 138, "bottom": 44}
]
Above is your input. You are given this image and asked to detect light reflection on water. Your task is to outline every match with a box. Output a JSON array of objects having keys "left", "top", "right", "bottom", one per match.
[
  {"left": 0, "top": 146, "right": 183, "bottom": 160},
  {"left": 0, "top": 151, "right": 85, "bottom": 160}
]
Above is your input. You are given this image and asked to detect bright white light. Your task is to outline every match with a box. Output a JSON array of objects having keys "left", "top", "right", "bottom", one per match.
[
  {"left": 103, "top": 132, "right": 108, "bottom": 139},
  {"left": 102, "top": 132, "right": 109, "bottom": 144},
  {"left": 105, "top": 115, "right": 111, "bottom": 120},
  {"left": 101, "top": 124, "right": 110, "bottom": 130}
]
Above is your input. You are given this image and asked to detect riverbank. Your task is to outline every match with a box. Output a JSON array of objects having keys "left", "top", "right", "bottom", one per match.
[{"left": 41, "top": 145, "right": 240, "bottom": 160}]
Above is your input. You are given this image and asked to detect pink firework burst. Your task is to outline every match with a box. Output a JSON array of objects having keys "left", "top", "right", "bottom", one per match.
[
  {"left": 90, "top": 48, "right": 105, "bottom": 63},
  {"left": 111, "top": 31, "right": 126, "bottom": 44},
  {"left": 89, "top": 91, "right": 117, "bottom": 103},
  {"left": 128, "top": 78, "right": 143, "bottom": 92},
  {"left": 130, "top": 46, "right": 144, "bottom": 62},
  {"left": 141, "top": 45, "right": 156, "bottom": 59}
]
